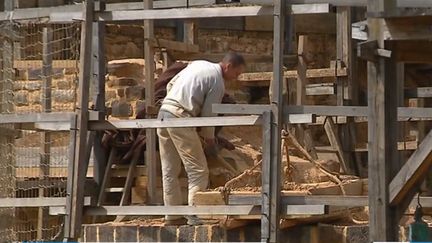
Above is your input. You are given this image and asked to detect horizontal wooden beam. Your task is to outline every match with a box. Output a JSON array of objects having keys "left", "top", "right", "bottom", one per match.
[
  {"left": 229, "top": 194, "right": 432, "bottom": 208},
  {"left": 0, "top": 0, "right": 216, "bottom": 21},
  {"left": 88, "top": 116, "right": 262, "bottom": 130},
  {"left": 0, "top": 1, "right": 333, "bottom": 22},
  {"left": 53, "top": 205, "right": 261, "bottom": 216},
  {"left": 316, "top": 141, "right": 418, "bottom": 152},
  {"left": 241, "top": 0, "right": 432, "bottom": 7},
  {"left": 51, "top": 4, "right": 332, "bottom": 23},
  {"left": 382, "top": 17, "right": 432, "bottom": 40},
  {"left": 213, "top": 104, "right": 432, "bottom": 119},
  {"left": 0, "top": 111, "right": 101, "bottom": 125},
  {"left": 389, "top": 130, "right": 432, "bottom": 205},
  {"left": 306, "top": 83, "right": 336, "bottom": 96},
  {"left": 1, "top": 0, "right": 431, "bottom": 22},
  {"left": 171, "top": 52, "right": 297, "bottom": 64},
  {"left": 51, "top": 6, "right": 275, "bottom": 22},
  {"left": 238, "top": 68, "right": 347, "bottom": 83},
  {"left": 14, "top": 60, "right": 77, "bottom": 69},
  {"left": 49, "top": 204, "right": 328, "bottom": 216},
  {"left": 16, "top": 165, "right": 147, "bottom": 178},
  {"left": 388, "top": 40, "right": 432, "bottom": 63},
  {"left": 0, "top": 197, "right": 90, "bottom": 207},
  {"left": 154, "top": 39, "right": 199, "bottom": 53},
  {"left": 0, "top": 112, "right": 74, "bottom": 124},
  {"left": 405, "top": 87, "right": 432, "bottom": 98}
]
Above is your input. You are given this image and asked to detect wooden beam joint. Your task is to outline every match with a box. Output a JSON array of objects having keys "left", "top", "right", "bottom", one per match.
[{"left": 358, "top": 40, "right": 392, "bottom": 62}]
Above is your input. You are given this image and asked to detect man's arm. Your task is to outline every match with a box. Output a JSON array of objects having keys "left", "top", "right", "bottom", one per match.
[{"left": 199, "top": 81, "right": 225, "bottom": 139}]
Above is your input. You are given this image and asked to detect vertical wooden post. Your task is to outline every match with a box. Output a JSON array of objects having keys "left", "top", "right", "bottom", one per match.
[
  {"left": 367, "top": 0, "right": 400, "bottom": 241},
  {"left": 261, "top": 0, "right": 285, "bottom": 242},
  {"left": 183, "top": 20, "right": 197, "bottom": 45},
  {"left": 336, "top": 6, "right": 355, "bottom": 175},
  {"left": 63, "top": 0, "right": 94, "bottom": 240},
  {"left": 37, "top": 26, "right": 53, "bottom": 241},
  {"left": 144, "top": 0, "right": 157, "bottom": 204},
  {"left": 92, "top": 0, "right": 107, "bottom": 205},
  {"left": 336, "top": 6, "right": 351, "bottom": 108},
  {"left": 397, "top": 63, "right": 408, "bottom": 166},
  {"left": 261, "top": 111, "right": 272, "bottom": 242},
  {"left": 295, "top": 35, "right": 317, "bottom": 160},
  {"left": 296, "top": 35, "right": 307, "bottom": 106}
]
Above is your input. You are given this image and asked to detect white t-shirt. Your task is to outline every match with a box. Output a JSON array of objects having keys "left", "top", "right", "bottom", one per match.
[{"left": 161, "top": 60, "right": 225, "bottom": 139}]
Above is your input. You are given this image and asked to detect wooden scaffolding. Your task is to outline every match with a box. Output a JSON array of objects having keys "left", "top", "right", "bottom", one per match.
[{"left": 0, "top": 0, "right": 431, "bottom": 242}]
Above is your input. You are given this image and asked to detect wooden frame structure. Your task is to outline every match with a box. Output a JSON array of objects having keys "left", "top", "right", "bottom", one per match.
[{"left": 0, "top": 0, "right": 432, "bottom": 242}]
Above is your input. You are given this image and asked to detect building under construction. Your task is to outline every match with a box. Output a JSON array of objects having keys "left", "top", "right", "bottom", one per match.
[{"left": 0, "top": 0, "right": 431, "bottom": 242}]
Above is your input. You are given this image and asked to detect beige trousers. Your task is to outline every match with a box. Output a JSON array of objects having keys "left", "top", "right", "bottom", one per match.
[{"left": 157, "top": 110, "right": 209, "bottom": 220}]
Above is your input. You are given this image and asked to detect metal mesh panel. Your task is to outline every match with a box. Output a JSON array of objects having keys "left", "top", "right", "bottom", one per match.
[
  {"left": 0, "top": 21, "right": 80, "bottom": 114},
  {"left": 0, "top": 21, "right": 80, "bottom": 242}
]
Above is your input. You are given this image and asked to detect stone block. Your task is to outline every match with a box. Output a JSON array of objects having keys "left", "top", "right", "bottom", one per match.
[
  {"left": 29, "top": 92, "right": 41, "bottom": 105},
  {"left": 84, "top": 225, "right": 97, "bottom": 242},
  {"left": 65, "top": 68, "right": 76, "bottom": 75},
  {"left": 111, "top": 100, "right": 133, "bottom": 117},
  {"left": 178, "top": 225, "right": 194, "bottom": 242},
  {"left": 27, "top": 69, "right": 42, "bottom": 80},
  {"left": 160, "top": 225, "right": 177, "bottom": 242},
  {"left": 227, "top": 227, "right": 242, "bottom": 242},
  {"left": 106, "top": 90, "right": 117, "bottom": 101},
  {"left": 15, "top": 70, "right": 27, "bottom": 80},
  {"left": 125, "top": 85, "right": 144, "bottom": 100},
  {"left": 113, "top": 78, "right": 138, "bottom": 87},
  {"left": 52, "top": 68, "right": 65, "bottom": 78},
  {"left": 139, "top": 226, "right": 160, "bottom": 242},
  {"left": 115, "top": 226, "right": 138, "bottom": 242},
  {"left": 98, "top": 225, "right": 115, "bottom": 242},
  {"left": 52, "top": 90, "right": 75, "bottom": 103},
  {"left": 117, "top": 88, "right": 125, "bottom": 98},
  {"left": 56, "top": 80, "right": 72, "bottom": 90},
  {"left": 25, "top": 81, "right": 41, "bottom": 91},
  {"left": 346, "top": 225, "right": 368, "bottom": 243},
  {"left": 318, "top": 224, "right": 346, "bottom": 243},
  {"left": 210, "top": 225, "right": 225, "bottom": 242},
  {"left": 14, "top": 91, "right": 29, "bottom": 106},
  {"left": 13, "top": 82, "right": 25, "bottom": 91},
  {"left": 281, "top": 225, "right": 319, "bottom": 243},
  {"left": 195, "top": 226, "right": 209, "bottom": 242},
  {"left": 107, "top": 59, "right": 145, "bottom": 80},
  {"left": 244, "top": 225, "right": 260, "bottom": 242},
  {"left": 135, "top": 100, "right": 146, "bottom": 115}
]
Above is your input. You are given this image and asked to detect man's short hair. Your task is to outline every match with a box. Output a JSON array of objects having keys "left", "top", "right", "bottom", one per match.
[{"left": 222, "top": 52, "right": 246, "bottom": 67}]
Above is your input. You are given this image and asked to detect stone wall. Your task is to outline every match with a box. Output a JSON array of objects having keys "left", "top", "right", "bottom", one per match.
[
  {"left": 106, "top": 24, "right": 336, "bottom": 70},
  {"left": 81, "top": 223, "right": 415, "bottom": 242},
  {"left": 104, "top": 24, "right": 337, "bottom": 109},
  {"left": 13, "top": 67, "right": 77, "bottom": 113}
]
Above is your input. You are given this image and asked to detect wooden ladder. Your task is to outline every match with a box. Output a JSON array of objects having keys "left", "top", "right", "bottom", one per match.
[{"left": 95, "top": 147, "right": 141, "bottom": 222}]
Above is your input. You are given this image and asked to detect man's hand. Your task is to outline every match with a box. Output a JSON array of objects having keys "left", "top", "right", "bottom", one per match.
[
  {"left": 204, "top": 138, "right": 218, "bottom": 157},
  {"left": 204, "top": 138, "right": 217, "bottom": 147}
]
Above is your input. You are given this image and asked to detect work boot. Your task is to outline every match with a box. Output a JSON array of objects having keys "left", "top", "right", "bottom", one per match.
[
  {"left": 164, "top": 217, "right": 187, "bottom": 226},
  {"left": 185, "top": 215, "right": 219, "bottom": 226}
]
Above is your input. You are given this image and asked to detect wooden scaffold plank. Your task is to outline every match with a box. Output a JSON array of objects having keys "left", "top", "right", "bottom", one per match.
[
  {"left": 261, "top": 0, "right": 285, "bottom": 241},
  {"left": 366, "top": 0, "right": 400, "bottom": 241},
  {"left": 63, "top": 0, "right": 94, "bottom": 240},
  {"left": 390, "top": 130, "right": 432, "bottom": 205},
  {"left": 144, "top": 0, "right": 158, "bottom": 205},
  {"left": 91, "top": 0, "right": 108, "bottom": 206},
  {"left": 37, "top": 26, "right": 53, "bottom": 241}
]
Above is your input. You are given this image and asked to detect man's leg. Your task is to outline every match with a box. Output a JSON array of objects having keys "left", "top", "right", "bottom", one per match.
[
  {"left": 167, "top": 127, "right": 209, "bottom": 206},
  {"left": 157, "top": 125, "right": 183, "bottom": 221}
]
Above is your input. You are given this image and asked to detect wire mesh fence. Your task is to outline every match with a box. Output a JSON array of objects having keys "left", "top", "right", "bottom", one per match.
[
  {"left": 0, "top": 20, "right": 80, "bottom": 242},
  {"left": 0, "top": 21, "right": 80, "bottom": 114}
]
